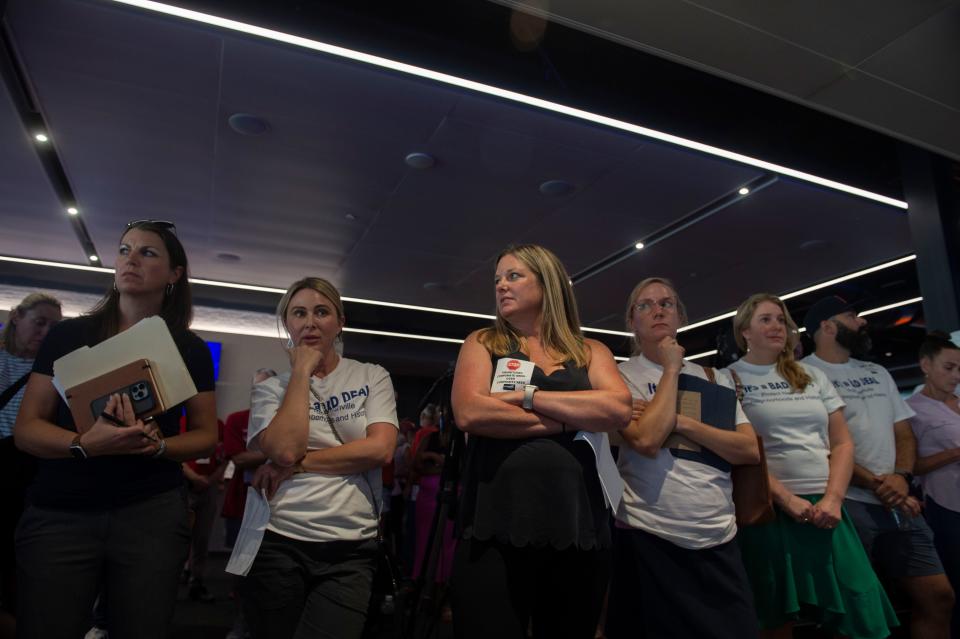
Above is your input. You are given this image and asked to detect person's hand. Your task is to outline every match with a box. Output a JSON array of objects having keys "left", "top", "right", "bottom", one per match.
[
  {"left": 657, "top": 336, "right": 685, "bottom": 373},
  {"left": 780, "top": 494, "right": 814, "bottom": 524},
  {"left": 252, "top": 462, "right": 299, "bottom": 500},
  {"left": 810, "top": 495, "right": 842, "bottom": 529},
  {"left": 873, "top": 473, "right": 909, "bottom": 508},
  {"left": 631, "top": 398, "right": 648, "bottom": 422},
  {"left": 288, "top": 342, "right": 324, "bottom": 377},
  {"left": 901, "top": 495, "right": 923, "bottom": 518},
  {"left": 80, "top": 394, "right": 158, "bottom": 457}
]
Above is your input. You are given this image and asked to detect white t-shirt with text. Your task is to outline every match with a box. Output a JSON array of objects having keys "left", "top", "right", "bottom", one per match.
[
  {"left": 726, "top": 359, "right": 845, "bottom": 495},
  {"left": 248, "top": 358, "right": 398, "bottom": 542},
  {"left": 616, "top": 355, "right": 748, "bottom": 549},
  {"left": 803, "top": 354, "right": 915, "bottom": 504}
]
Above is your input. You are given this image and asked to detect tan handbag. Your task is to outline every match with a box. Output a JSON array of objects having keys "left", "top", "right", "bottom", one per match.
[{"left": 703, "top": 367, "right": 775, "bottom": 526}]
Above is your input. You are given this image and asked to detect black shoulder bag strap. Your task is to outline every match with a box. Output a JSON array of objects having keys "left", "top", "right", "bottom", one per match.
[{"left": 0, "top": 371, "right": 31, "bottom": 412}]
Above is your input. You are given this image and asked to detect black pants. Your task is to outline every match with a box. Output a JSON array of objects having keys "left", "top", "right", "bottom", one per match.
[
  {"left": 450, "top": 537, "right": 610, "bottom": 639},
  {"left": 15, "top": 488, "right": 190, "bottom": 639},
  {"left": 605, "top": 526, "right": 759, "bottom": 639},
  {"left": 241, "top": 530, "right": 378, "bottom": 639}
]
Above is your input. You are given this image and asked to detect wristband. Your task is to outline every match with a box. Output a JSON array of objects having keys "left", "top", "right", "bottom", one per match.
[
  {"left": 522, "top": 385, "right": 538, "bottom": 411},
  {"left": 151, "top": 438, "right": 167, "bottom": 459}
]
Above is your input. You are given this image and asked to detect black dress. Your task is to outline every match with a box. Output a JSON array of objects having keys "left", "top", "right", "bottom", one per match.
[{"left": 451, "top": 351, "right": 611, "bottom": 639}]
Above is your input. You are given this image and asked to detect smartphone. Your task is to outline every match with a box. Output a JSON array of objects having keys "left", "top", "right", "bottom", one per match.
[
  {"left": 66, "top": 359, "right": 165, "bottom": 433},
  {"left": 90, "top": 379, "right": 157, "bottom": 421}
]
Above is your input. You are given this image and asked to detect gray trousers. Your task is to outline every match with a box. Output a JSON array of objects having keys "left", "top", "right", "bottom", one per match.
[{"left": 16, "top": 488, "right": 190, "bottom": 639}]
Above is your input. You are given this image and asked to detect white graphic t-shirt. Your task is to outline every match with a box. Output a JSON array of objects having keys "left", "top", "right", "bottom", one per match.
[
  {"left": 726, "top": 359, "right": 845, "bottom": 495},
  {"left": 803, "top": 354, "right": 915, "bottom": 504},
  {"left": 248, "top": 358, "right": 398, "bottom": 542},
  {"left": 616, "top": 354, "right": 748, "bottom": 549}
]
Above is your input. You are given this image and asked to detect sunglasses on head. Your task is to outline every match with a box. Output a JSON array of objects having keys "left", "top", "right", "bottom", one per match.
[{"left": 126, "top": 219, "right": 177, "bottom": 235}]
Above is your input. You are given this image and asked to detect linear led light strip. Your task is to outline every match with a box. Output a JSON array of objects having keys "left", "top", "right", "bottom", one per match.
[
  {"left": 103, "top": 0, "right": 907, "bottom": 210},
  {"left": 678, "top": 254, "right": 919, "bottom": 334},
  {"left": 0, "top": 253, "right": 920, "bottom": 341}
]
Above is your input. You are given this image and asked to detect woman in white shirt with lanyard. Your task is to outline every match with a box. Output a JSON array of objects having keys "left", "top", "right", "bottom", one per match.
[
  {"left": 726, "top": 293, "right": 896, "bottom": 639},
  {"left": 240, "top": 277, "right": 398, "bottom": 639},
  {"left": 605, "top": 277, "right": 760, "bottom": 639}
]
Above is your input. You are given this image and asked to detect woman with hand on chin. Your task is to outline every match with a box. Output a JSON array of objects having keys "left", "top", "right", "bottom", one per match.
[
  {"left": 725, "top": 294, "right": 897, "bottom": 639},
  {"left": 241, "top": 277, "right": 398, "bottom": 639},
  {"left": 450, "top": 244, "right": 632, "bottom": 639},
  {"left": 14, "top": 220, "right": 218, "bottom": 639},
  {"left": 606, "top": 277, "right": 760, "bottom": 639}
]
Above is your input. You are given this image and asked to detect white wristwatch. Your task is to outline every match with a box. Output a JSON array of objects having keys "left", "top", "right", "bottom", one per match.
[{"left": 522, "top": 384, "right": 538, "bottom": 410}]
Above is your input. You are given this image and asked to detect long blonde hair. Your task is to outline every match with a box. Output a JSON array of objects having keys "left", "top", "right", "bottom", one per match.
[
  {"left": 733, "top": 293, "right": 811, "bottom": 392},
  {"left": 624, "top": 277, "right": 688, "bottom": 355},
  {"left": 478, "top": 244, "right": 589, "bottom": 367}
]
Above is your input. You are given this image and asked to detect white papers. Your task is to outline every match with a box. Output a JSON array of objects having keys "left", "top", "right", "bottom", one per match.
[
  {"left": 490, "top": 357, "right": 535, "bottom": 392},
  {"left": 575, "top": 431, "right": 624, "bottom": 511},
  {"left": 53, "top": 316, "right": 197, "bottom": 408},
  {"left": 225, "top": 488, "right": 271, "bottom": 576}
]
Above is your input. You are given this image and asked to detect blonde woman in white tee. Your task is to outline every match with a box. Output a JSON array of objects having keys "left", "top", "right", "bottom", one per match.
[
  {"left": 241, "top": 277, "right": 399, "bottom": 639},
  {"left": 605, "top": 277, "right": 760, "bottom": 639},
  {"left": 726, "top": 293, "right": 896, "bottom": 639}
]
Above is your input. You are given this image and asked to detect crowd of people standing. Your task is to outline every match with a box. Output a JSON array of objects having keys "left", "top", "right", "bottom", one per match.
[{"left": 0, "top": 231, "right": 958, "bottom": 639}]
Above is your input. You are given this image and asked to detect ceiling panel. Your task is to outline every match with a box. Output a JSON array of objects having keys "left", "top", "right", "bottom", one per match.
[
  {"left": 687, "top": 0, "right": 952, "bottom": 66},
  {"left": 0, "top": 80, "right": 79, "bottom": 262},
  {"left": 857, "top": 2, "right": 960, "bottom": 108},
  {"left": 575, "top": 179, "right": 913, "bottom": 329}
]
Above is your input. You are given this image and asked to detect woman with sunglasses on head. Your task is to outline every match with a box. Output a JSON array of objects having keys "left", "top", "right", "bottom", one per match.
[
  {"left": 724, "top": 294, "right": 896, "bottom": 639},
  {"left": 907, "top": 331, "right": 960, "bottom": 638},
  {"left": 450, "top": 244, "right": 632, "bottom": 639},
  {"left": 240, "top": 277, "right": 398, "bottom": 639},
  {"left": 13, "top": 221, "right": 218, "bottom": 639},
  {"left": 605, "top": 277, "right": 760, "bottom": 639}
]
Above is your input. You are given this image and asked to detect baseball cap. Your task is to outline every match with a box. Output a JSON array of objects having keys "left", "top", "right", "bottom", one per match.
[{"left": 803, "top": 295, "right": 856, "bottom": 337}]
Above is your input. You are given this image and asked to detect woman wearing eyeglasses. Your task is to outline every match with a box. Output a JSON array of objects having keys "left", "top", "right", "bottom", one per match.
[
  {"left": 605, "top": 277, "right": 761, "bottom": 639},
  {"left": 13, "top": 221, "right": 218, "bottom": 639},
  {"left": 450, "top": 244, "right": 632, "bottom": 639}
]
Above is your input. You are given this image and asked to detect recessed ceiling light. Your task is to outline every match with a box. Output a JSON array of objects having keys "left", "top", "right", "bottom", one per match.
[
  {"left": 404, "top": 152, "right": 435, "bottom": 169},
  {"left": 227, "top": 113, "right": 270, "bottom": 136},
  {"left": 66, "top": 207, "right": 79, "bottom": 215},
  {"left": 539, "top": 179, "right": 575, "bottom": 197},
  {"left": 738, "top": 187, "right": 750, "bottom": 195},
  {"left": 89, "top": 255, "right": 99, "bottom": 262},
  {"left": 35, "top": 133, "right": 49, "bottom": 143},
  {"left": 344, "top": 213, "right": 357, "bottom": 221},
  {"left": 634, "top": 242, "right": 645, "bottom": 250}
]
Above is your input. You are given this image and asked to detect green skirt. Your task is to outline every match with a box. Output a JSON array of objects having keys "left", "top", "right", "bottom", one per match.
[{"left": 738, "top": 494, "right": 898, "bottom": 639}]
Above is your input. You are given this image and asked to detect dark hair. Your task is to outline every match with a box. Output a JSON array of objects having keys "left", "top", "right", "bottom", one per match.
[
  {"left": 919, "top": 330, "right": 960, "bottom": 361},
  {"left": 87, "top": 221, "right": 193, "bottom": 339}
]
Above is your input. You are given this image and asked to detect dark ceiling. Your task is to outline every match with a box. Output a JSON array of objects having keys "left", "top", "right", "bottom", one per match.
[{"left": 0, "top": 0, "right": 952, "bottom": 391}]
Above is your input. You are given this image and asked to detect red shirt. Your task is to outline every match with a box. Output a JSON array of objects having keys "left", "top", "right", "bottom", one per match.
[{"left": 221, "top": 409, "right": 251, "bottom": 519}]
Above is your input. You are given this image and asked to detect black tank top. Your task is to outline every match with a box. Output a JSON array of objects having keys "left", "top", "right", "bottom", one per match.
[{"left": 457, "top": 351, "right": 610, "bottom": 550}]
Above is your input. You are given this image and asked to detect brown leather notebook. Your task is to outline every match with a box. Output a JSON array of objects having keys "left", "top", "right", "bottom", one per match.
[{"left": 65, "top": 359, "right": 166, "bottom": 433}]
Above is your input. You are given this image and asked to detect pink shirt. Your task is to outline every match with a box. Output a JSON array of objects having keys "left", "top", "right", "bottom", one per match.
[{"left": 906, "top": 393, "right": 960, "bottom": 512}]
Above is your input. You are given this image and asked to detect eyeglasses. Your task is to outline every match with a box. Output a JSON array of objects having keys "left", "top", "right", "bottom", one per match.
[
  {"left": 634, "top": 297, "right": 677, "bottom": 314},
  {"left": 126, "top": 219, "right": 177, "bottom": 235}
]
